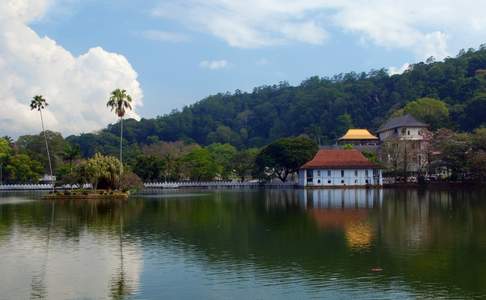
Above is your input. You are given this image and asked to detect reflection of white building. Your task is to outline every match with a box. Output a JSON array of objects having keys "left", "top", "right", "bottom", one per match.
[
  {"left": 300, "top": 188, "right": 383, "bottom": 209},
  {"left": 298, "top": 149, "right": 383, "bottom": 187},
  {"left": 300, "top": 189, "right": 383, "bottom": 250}
]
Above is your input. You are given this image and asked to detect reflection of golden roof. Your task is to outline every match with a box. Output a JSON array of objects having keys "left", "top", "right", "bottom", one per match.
[
  {"left": 345, "top": 222, "right": 373, "bottom": 249},
  {"left": 309, "top": 209, "right": 373, "bottom": 249},
  {"left": 339, "top": 129, "right": 378, "bottom": 141},
  {"left": 310, "top": 209, "right": 368, "bottom": 228}
]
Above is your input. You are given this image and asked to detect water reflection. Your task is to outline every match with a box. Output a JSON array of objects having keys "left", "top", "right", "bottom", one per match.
[
  {"left": 0, "top": 198, "right": 143, "bottom": 300},
  {"left": 300, "top": 190, "right": 382, "bottom": 250},
  {"left": 0, "top": 189, "right": 486, "bottom": 299}
]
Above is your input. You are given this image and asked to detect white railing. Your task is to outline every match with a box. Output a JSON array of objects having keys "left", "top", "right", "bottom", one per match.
[
  {"left": 0, "top": 184, "right": 54, "bottom": 191},
  {"left": 144, "top": 181, "right": 298, "bottom": 189},
  {"left": 0, "top": 183, "right": 92, "bottom": 191},
  {"left": 0, "top": 181, "right": 296, "bottom": 191}
]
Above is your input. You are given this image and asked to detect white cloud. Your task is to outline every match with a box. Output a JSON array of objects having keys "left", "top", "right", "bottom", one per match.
[
  {"left": 388, "top": 63, "right": 410, "bottom": 76},
  {"left": 141, "top": 30, "right": 189, "bottom": 43},
  {"left": 152, "top": 0, "right": 328, "bottom": 48},
  {"left": 199, "top": 59, "right": 228, "bottom": 70},
  {"left": 0, "top": 0, "right": 143, "bottom": 137},
  {"left": 152, "top": 0, "right": 486, "bottom": 60}
]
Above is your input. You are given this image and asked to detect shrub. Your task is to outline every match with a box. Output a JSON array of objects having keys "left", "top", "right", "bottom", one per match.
[{"left": 119, "top": 171, "right": 144, "bottom": 192}]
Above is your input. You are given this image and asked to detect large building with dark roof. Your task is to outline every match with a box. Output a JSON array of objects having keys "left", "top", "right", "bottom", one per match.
[
  {"left": 298, "top": 149, "right": 382, "bottom": 187},
  {"left": 377, "top": 114, "right": 432, "bottom": 173},
  {"left": 377, "top": 114, "right": 429, "bottom": 141}
]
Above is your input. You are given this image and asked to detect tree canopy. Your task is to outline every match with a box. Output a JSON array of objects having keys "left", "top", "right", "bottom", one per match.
[
  {"left": 255, "top": 136, "right": 318, "bottom": 182},
  {"left": 403, "top": 97, "right": 449, "bottom": 130}
]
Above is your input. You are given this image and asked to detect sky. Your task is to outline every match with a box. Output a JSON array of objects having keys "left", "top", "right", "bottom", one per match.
[{"left": 1, "top": 0, "right": 486, "bottom": 137}]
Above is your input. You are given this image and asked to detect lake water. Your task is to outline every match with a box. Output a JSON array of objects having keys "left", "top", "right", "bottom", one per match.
[{"left": 1, "top": 189, "right": 485, "bottom": 299}]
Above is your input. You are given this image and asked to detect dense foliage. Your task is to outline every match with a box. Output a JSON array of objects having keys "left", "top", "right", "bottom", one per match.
[
  {"left": 0, "top": 137, "right": 44, "bottom": 183},
  {"left": 255, "top": 136, "right": 318, "bottom": 182},
  {"left": 68, "top": 47, "right": 486, "bottom": 155}
]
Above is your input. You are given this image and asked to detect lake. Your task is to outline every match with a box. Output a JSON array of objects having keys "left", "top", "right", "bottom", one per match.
[{"left": 0, "top": 188, "right": 485, "bottom": 299}]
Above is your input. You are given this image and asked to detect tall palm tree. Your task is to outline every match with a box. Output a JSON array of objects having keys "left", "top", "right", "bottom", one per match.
[
  {"left": 30, "top": 95, "right": 53, "bottom": 183},
  {"left": 63, "top": 144, "right": 81, "bottom": 173},
  {"left": 107, "top": 89, "right": 132, "bottom": 176}
]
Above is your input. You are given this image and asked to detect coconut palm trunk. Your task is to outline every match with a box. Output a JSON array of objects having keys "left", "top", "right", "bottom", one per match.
[
  {"left": 119, "top": 116, "right": 124, "bottom": 176},
  {"left": 107, "top": 89, "right": 133, "bottom": 182},
  {"left": 30, "top": 95, "right": 54, "bottom": 190},
  {"left": 39, "top": 109, "right": 54, "bottom": 180}
]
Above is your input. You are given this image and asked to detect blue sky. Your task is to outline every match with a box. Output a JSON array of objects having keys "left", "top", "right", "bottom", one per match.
[
  {"left": 30, "top": 0, "right": 414, "bottom": 118},
  {"left": 1, "top": 0, "right": 485, "bottom": 136}
]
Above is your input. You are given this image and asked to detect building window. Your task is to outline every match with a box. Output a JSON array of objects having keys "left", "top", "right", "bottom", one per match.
[
  {"left": 365, "top": 180, "right": 369, "bottom": 184},
  {"left": 341, "top": 180, "right": 345, "bottom": 184},
  {"left": 306, "top": 169, "right": 313, "bottom": 183},
  {"left": 317, "top": 170, "right": 321, "bottom": 176},
  {"left": 341, "top": 170, "right": 344, "bottom": 177},
  {"left": 401, "top": 128, "right": 406, "bottom": 135},
  {"left": 365, "top": 170, "right": 369, "bottom": 177},
  {"left": 407, "top": 130, "right": 410, "bottom": 135},
  {"left": 354, "top": 170, "right": 358, "bottom": 177},
  {"left": 317, "top": 179, "right": 321, "bottom": 184},
  {"left": 328, "top": 180, "right": 331, "bottom": 184},
  {"left": 327, "top": 170, "right": 331, "bottom": 176}
]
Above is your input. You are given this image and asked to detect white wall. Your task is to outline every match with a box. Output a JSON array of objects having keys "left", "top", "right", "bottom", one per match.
[
  {"left": 300, "top": 168, "right": 382, "bottom": 187},
  {"left": 379, "top": 127, "right": 427, "bottom": 141}
]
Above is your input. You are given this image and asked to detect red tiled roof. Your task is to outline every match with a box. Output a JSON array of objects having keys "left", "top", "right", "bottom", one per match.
[{"left": 300, "top": 149, "right": 379, "bottom": 169}]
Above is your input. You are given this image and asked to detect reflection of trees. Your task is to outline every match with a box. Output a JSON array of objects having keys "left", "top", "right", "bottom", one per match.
[
  {"left": 110, "top": 213, "right": 133, "bottom": 300},
  {"left": 30, "top": 201, "right": 55, "bottom": 299},
  {"left": 3, "top": 190, "right": 486, "bottom": 298},
  {"left": 0, "top": 197, "right": 145, "bottom": 300},
  {"left": 129, "top": 189, "right": 486, "bottom": 298}
]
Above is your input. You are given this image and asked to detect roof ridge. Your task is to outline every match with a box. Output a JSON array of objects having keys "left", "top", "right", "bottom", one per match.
[
  {"left": 377, "top": 114, "right": 428, "bottom": 133},
  {"left": 301, "top": 149, "right": 379, "bottom": 169}
]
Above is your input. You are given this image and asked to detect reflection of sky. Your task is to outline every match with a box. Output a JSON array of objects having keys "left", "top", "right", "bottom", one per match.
[
  {"left": 138, "top": 240, "right": 427, "bottom": 300},
  {"left": 1, "top": 190, "right": 485, "bottom": 299},
  {"left": 0, "top": 193, "right": 40, "bottom": 205},
  {"left": 0, "top": 228, "right": 142, "bottom": 300}
]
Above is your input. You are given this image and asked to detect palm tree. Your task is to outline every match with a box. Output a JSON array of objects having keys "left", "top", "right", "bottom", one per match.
[
  {"left": 30, "top": 95, "right": 53, "bottom": 183},
  {"left": 107, "top": 89, "right": 132, "bottom": 176},
  {"left": 63, "top": 144, "right": 81, "bottom": 173}
]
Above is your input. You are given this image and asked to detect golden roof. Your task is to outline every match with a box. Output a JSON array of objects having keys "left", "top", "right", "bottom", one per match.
[{"left": 339, "top": 129, "right": 378, "bottom": 141}]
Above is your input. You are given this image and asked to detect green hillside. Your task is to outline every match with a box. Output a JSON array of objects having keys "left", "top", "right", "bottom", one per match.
[{"left": 68, "top": 47, "right": 486, "bottom": 157}]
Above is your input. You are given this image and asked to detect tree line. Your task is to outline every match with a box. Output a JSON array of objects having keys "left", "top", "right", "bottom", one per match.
[
  {"left": 0, "top": 133, "right": 319, "bottom": 184},
  {"left": 68, "top": 46, "right": 486, "bottom": 155}
]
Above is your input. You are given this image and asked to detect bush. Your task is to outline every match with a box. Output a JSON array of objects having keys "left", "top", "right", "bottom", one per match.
[{"left": 119, "top": 171, "right": 144, "bottom": 192}]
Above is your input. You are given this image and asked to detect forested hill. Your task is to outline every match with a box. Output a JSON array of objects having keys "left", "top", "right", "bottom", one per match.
[{"left": 69, "top": 47, "right": 486, "bottom": 156}]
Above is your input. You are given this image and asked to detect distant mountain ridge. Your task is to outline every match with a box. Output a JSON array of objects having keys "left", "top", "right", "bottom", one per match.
[{"left": 68, "top": 47, "right": 486, "bottom": 157}]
